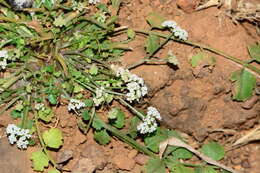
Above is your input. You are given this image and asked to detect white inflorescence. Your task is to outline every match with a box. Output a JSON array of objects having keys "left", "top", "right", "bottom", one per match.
[
  {"left": 115, "top": 67, "right": 148, "bottom": 102},
  {"left": 34, "top": 103, "right": 45, "bottom": 111},
  {"left": 0, "top": 50, "right": 8, "bottom": 70},
  {"left": 88, "top": 0, "right": 100, "bottom": 4},
  {"left": 93, "top": 87, "right": 106, "bottom": 106},
  {"left": 137, "top": 106, "right": 162, "bottom": 134},
  {"left": 6, "top": 124, "right": 32, "bottom": 149},
  {"left": 68, "top": 99, "right": 85, "bottom": 111},
  {"left": 161, "top": 20, "right": 188, "bottom": 41}
]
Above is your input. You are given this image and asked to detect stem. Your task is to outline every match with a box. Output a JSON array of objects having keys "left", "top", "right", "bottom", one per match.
[
  {"left": 116, "top": 97, "right": 144, "bottom": 120},
  {"left": 0, "top": 96, "right": 22, "bottom": 115},
  {"left": 135, "top": 29, "right": 260, "bottom": 76},
  {"left": 98, "top": 116, "right": 156, "bottom": 157},
  {"left": 85, "top": 107, "right": 95, "bottom": 134},
  {"left": 149, "top": 32, "right": 174, "bottom": 57}
]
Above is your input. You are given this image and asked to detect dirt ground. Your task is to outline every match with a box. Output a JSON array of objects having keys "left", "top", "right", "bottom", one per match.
[{"left": 0, "top": 0, "right": 260, "bottom": 172}]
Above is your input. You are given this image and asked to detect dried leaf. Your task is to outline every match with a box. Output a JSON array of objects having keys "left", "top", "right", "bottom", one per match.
[
  {"left": 159, "top": 137, "right": 238, "bottom": 173},
  {"left": 233, "top": 125, "right": 260, "bottom": 146}
]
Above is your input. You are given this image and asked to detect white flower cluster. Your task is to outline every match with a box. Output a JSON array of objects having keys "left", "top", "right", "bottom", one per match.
[
  {"left": 89, "top": 0, "right": 100, "bottom": 5},
  {"left": 68, "top": 99, "right": 85, "bottom": 112},
  {"left": 115, "top": 67, "right": 148, "bottom": 102},
  {"left": 161, "top": 20, "right": 188, "bottom": 41},
  {"left": 0, "top": 50, "right": 8, "bottom": 70},
  {"left": 6, "top": 124, "right": 32, "bottom": 149},
  {"left": 34, "top": 103, "right": 45, "bottom": 111},
  {"left": 93, "top": 87, "right": 111, "bottom": 107},
  {"left": 137, "top": 107, "right": 162, "bottom": 134}
]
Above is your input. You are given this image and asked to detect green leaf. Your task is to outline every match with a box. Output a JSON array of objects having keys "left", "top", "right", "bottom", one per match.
[
  {"left": 94, "top": 130, "right": 111, "bottom": 145},
  {"left": 170, "top": 164, "right": 194, "bottom": 173},
  {"left": 145, "top": 158, "right": 166, "bottom": 173},
  {"left": 146, "top": 34, "right": 160, "bottom": 55},
  {"left": 248, "top": 44, "right": 260, "bottom": 62},
  {"left": 127, "top": 29, "right": 135, "bottom": 39},
  {"left": 200, "top": 141, "right": 225, "bottom": 161},
  {"left": 195, "top": 166, "right": 218, "bottom": 173},
  {"left": 43, "top": 128, "right": 63, "bottom": 149},
  {"left": 48, "top": 169, "right": 61, "bottom": 173},
  {"left": 47, "top": 94, "right": 58, "bottom": 105},
  {"left": 230, "top": 69, "right": 256, "bottom": 101},
  {"left": 171, "top": 147, "right": 193, "bottom": 159},
  {"left": 128, "top": 116, "right": 140, "bottom": 139},
  {"left": 82, "top": 110, "right": 91, "bottom": 121},
  {"left": 92, "top": 117, "right": 104, "bottom": 130},
  {"left": 10, "top": 110, "right": 22, "bottom": 119},
  {"left": 84, "top": 99, "right": 94, "bottom": 107},
  {"left": 43, "top": 0, "right": 55, "bottom": 10},
  {"left": 190, "top": 52, "right": 216, "bottom": 68},
  {"left": 89, "top": 64, "right": 98, "bottom": 75},
  {"left": 144, "top": 128, "right": 181, "bottom": 153},
  {"left": 108, "top": 107, "right": 125, "bottom": 129},
  {"left": 38, "top": 107, "right": 54, "bottom": 123},
  {"left": 31, "top": 150, "right": 49, "bottom": 171},
  {"left": 146, "top": 12, "right": 165, "bottom": 29}
]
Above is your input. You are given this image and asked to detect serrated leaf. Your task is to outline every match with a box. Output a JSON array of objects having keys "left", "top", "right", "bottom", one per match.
[
  {"left": 200, "top": 142, "right": 225, "bottom": 161},
  {"left": 108, "top": 108, "right": 125, "bottom": 129},
  {"left": 146, "top": 12, "right": 165, "bottom": 29},
  {"left": 248, "top": 44, "right": 260, "bottom": 63},
  {"left": 170, "top": 164, "right": 194, "bottom": 173},
  {"left": 190, "top": 52, "right": 215, "bottom": 68},
  {"left": 230, "top": 69, "right": 256, "bottom": 101},
  {"left": 92, "top": 117, "right": 104, "bottom": 130},
  {"left": 54, "top": 15, "right": 67, "bottom": 27},
  {"left": 31, "top": 150, "right": 49, "bottom": 171},
  {"left": 146, "top": 34, "right": 160, "bottom": 55},
  {"left": 145, "top": 158, "right": 166, "bottom": 173},
  {"left": 38, "top": 107, "right": 54, "bottom": 123},
  {"left": 127, "top": 28, "right": 135, "bottom": 39},
  {"left": 94, "top": 130, "right": 111, "bottom": 145},
  {"left": 43, "top": 128, "right": 63, "bottom": 149},
  {"left": 48, "top": 169, "right": 61, "bottom": 173}
]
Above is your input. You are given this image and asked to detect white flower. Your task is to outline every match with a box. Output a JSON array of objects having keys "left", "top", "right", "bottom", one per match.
[
  {"left": 68, "top": 99, "right": 85, "bottom": 111},
  {"left": 161, "top": 20, "right": 188, "bottom": 41},
  {"left": 0, "top": 50, "right": 8, "bottom": 58},
  {"left": 147, "top": 106, "right": 161, "bottom": 121},
  {"left": 89, "top": 0, "right": 100, "bottom": 5},
  {"left": 137, "top": 107, "right": 162, "bottom": 134},
  {"left": 6, "top": 124, "right": 31, "bottom": 149},
  {"left": 35, "top": 103, "right": 45, "bottom": 111},
  {"left": 137, "top": 116, "right": 158, "bottom": 134},
  {"left": 112, "top": 66, "right": 148, "bottom": 102},
  {"left": 162, "top": 20, "right": 177, "bottom": 29}
]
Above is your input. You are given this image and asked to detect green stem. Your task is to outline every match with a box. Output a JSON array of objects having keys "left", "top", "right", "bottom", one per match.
[
  {"left": 116, "top": 97, "right": 144, "bottom": 120},
  {"left": 85, "top": 107, "right": 95, "bottom": 134},
  {"left": 149, "top": 32, "right": 174, "bottom": 57},
  {"left": 0, "top": 96, "right": 22, "bottom": 115},
  {"left": 135, "top": 29, "right": 260, "bottom": 76},
  {"left": 98, "top": 117, "right": 156, "bottom": 157}
]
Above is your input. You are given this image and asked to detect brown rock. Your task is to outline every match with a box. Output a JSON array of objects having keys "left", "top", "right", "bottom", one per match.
[
  {"left": 176, "top": 0, "right": 198, "bottom": 13},
  {"left": 134, "top": 154, "right": 149, "bottom": 165},
  {"left": 81, "top": 143, "right": 107, "bottom": 170},
  {"left": 56, "top": 150, "right": 73, "bottom": 164},
  {"left": 113, "top": 155, "right": 135, "bottom": 170},
  {"left": 73, "top": 130, "right": 87, "bottom": 145},
  {"left": 72, "top": 158, "right": 96, "bottom": 173}
]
